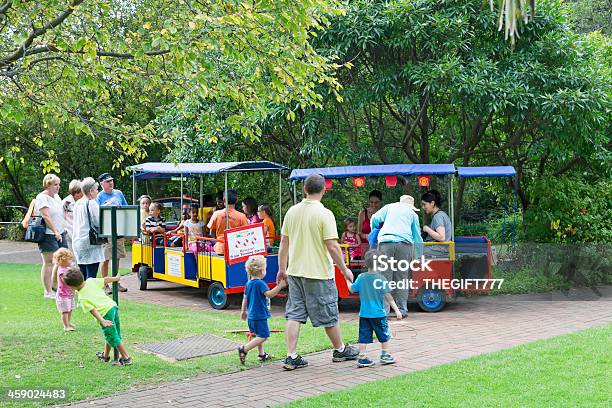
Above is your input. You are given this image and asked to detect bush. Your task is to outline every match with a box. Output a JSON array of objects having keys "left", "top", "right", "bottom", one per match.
[{"left": 524, "top": 177, "right": 612, "bottom": 243}]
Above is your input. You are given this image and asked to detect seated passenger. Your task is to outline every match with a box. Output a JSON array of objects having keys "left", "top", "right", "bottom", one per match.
[
  {"left": 206, "top": 191, "right": 225, "bottom": 226},
  {"left": 421, "top": 190, "right": 452, "bottom": 258},
  {"left": 144, "top": 202, "right": 166, "bottom": 246},
  {"left": 242, "top": 197, "right": 262, "bottom": 224},
  {"left": 168, "top": 209, "right": 190, "bottom": 247},
  {"left": 257, "top": 204, "right": 275, "bottom": 248},
  {"left": 341, "top": 218, "right": 362, "bottom": 260},
  {"left": 207, "top": 189, "right": 248, "bottom": 255},
  {"left": 173, "top": 206, "right": 205, "bottom": 252}
]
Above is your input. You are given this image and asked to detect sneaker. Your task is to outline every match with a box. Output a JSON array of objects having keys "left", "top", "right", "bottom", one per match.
[
  {"left": 332, "top": 345, "right": 359, "bottom": 362},
  {"left": 258, "top": 353, "right": 272, "bottom": 362},
  {"left": 43, "top": 292, "right": 56, "bottom": 299},
  {"left": 104, "top": 285, "right": 112, "bottom": 295},
  {"left": 283, "top": 354, "right": 309, "bottom": 370},
  {"left": 96, "top": 351, "right": 110, "bottom": 363},
  {"left": 380, "top": 353, "right": 396, "bottom": 365},
  {"left": 357, "top": 357, "right": 375, "bottom": 368},
  {"left": 118, "top": 283, "right": 128, "bottom": 293},
  {"left": 118, "top": 357, "right": 132, "bottom": 366}
]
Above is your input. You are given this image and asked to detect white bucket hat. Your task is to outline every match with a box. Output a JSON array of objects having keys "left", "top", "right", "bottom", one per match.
[{"left": 400, "top": 195, "right": 420, "bottom": 211}]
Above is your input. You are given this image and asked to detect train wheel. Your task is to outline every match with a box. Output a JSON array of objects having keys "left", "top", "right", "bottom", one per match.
[
  {"left": 208, "top": 282, "right": 229, "bottom": 309},
  {"left": 138, "top": 265, "right": 149, "bottom": 291},
  {"left": 417, "top": 288, "right": 447, "bottom": 312}
]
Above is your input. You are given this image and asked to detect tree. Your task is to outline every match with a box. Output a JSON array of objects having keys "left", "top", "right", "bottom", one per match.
[
  {"left": 0, "top": 0, "right": 345, "bottom": 171},
  {"left": 157, "top": 0, "right": 610, "bottom": 224}
]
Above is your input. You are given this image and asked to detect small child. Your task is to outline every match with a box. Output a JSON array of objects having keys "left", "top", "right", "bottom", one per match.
[
  {"left": 346, "top": 249, "right": 402, "bottom": 368},
  {"left": 63, "top": 268, "right": 132, "bottom": 366},
  {"left": 139, "top": 195, "right": 152, "bottom": 229},
  {"left": 174, "top": 206, "right": 205, "bottom": 252},
  {"left": 341, "top": 218, "right": 362, "bottom": 260},
  {"left": 144, "top": 202, "right": 166, "bottom": 246},
  {"left": 54, "top": 248, "right": 76, "bottom": 331},
  {"left": 257, "top": 204, "right": 276, "bottom": 248},
  {"left": 238, "top": 255, "right": 287, "bottom": 364}
]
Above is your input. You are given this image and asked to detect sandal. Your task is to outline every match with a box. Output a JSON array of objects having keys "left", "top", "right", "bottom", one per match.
[
  {"left": 237, "top": 346, "right": 247, "bottom": 365},
  {"left": 257, "top": 353, "right": 272, "bottom": 362},
  {"left": 96, "top": 351, "right": 110, "bottom": 363}
]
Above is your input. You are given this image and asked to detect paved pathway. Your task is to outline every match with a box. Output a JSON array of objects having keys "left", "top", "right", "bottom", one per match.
[
  {"left": 62, "top": 290, "right": 610, "bottom": 407},
  {"left": 1, "top": 241, "right": 610, "bottom": 408}
]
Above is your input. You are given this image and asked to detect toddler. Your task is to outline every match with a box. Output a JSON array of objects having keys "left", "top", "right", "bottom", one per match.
[
  {"left": 341, "top": 218, "right": 362, "bottom": 260},
  {"left": 238, "top": 255, "right": 286, "bottom": 364},
  {"left": 346, "top": 249, "right": 402, "bottom": 367},
  {"left": 54, "top": 248, "right": 76, "bottom": 331}
]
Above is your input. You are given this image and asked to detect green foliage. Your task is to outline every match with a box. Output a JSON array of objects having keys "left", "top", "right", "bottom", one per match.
[
  {"left": 524, "top": 176, "right": 612, "bottom": 243},
  {"left": 1, "top": 0, "right": 345, "bottom": 170},
  {"left": 569, "top": 0, "right": 612, "bottom": 34}
]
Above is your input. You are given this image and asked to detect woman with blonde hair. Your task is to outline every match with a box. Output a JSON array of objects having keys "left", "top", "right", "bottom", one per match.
[{"left": 35, "top": 173, "right": 68, "bottom": 298}]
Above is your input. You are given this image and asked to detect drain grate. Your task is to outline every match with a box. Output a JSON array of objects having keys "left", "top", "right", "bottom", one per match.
[{"left": 138, "top": 334, "right": 241, "bottom": 361}]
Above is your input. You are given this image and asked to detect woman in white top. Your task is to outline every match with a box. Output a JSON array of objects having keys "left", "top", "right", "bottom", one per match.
[
  {"left": 72, "top": 177, "right": 105, "bottom": 280},
  {"left": 35, "top": 174, "right": 68, "bottom": 298}
]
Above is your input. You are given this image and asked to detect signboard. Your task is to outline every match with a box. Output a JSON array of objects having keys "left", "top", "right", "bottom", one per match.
[
  {"left": 224, "top": 223, "right": 267, "bottom": 265},
  {"left": 167, "top": 252, "right": 182, "bottom": 277},
  {"left": 100, "top": 206, "right": 140, "bottom": 238}
]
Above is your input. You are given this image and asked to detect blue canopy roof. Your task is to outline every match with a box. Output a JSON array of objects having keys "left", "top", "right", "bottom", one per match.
[
  {"left": 457, "top": 166, "right": 516, "bottom": 178},
  {"left": 128, "top": 161, "right": 288, "bottom": 180},
  {"left": 290, "top": 164, "right": 455, "bottom": 180}
]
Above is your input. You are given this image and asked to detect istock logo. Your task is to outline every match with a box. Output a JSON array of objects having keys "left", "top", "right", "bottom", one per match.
[{"left": 373, "top": 254, "right": 433, "bottom": 272}]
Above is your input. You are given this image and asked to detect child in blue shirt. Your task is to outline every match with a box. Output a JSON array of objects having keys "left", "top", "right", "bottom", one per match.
[
  {"left": 238, "top": 255, "right": 286, "bottom": 364},
  {"left": 347, "top": 249, "right": 402, "bottom": 367}
]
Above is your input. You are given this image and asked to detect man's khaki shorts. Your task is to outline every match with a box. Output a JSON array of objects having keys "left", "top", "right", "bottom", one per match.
[
  {"left": 285, "top": 276, "right": 339, "bottom": 328},
  {"left": 103, "top": 238, "right": 127, "bottom": 261}
]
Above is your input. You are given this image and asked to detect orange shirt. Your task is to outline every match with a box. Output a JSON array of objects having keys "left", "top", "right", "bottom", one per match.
[
  {"left": 263, "top": 217, "right": 275, "bottom": 247},
  {"left": 208, "top": 208, "right": 248, "bottom": 254}
]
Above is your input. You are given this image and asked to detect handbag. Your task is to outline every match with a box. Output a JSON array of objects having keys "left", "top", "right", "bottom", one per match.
[
  {"left": 24, "top": 215, "right": 47, "bottom": 243},
  {"left": 86, "top": 200, "right": 107, "bottom": 245}
]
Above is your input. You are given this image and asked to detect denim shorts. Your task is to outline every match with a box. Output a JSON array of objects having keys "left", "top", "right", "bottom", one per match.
[
  {"left": 248, "top": 319, "right": 270, "bottom": 338},
  {"left": 37, "top": 232, "right": 68, "bottom": 253},
  {"left": 358, "top": 316, "right": 391, "bottom": 344}
]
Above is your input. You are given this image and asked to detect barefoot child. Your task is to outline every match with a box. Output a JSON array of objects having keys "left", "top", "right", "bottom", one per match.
[
  {"left": 238, "top": 255, "right": 287, "bottom": 364},
  {"left": 346, "top": 249, "right": 402, "bottom": 367},
  {"left": 63, "top": 268, "right": 132, "bottom": 365},
  {"left": 54, "top": 248, "right": 76, "bottom": 331}
]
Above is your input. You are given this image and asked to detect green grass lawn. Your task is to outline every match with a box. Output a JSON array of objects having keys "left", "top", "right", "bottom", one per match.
[
  {"left": 0, "top": 263, "right": 358, "bottom": 407},
  {"left": 288, "top": 324, "right": 611, "bottom": 407}
]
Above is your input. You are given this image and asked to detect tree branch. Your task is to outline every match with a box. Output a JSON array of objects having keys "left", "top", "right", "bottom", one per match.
[
  {"left": 0, "top": 0, "right": 11, "bottom": 15},
  {"left": 1, "top": 0, "right": 85, "bottom": 67}
]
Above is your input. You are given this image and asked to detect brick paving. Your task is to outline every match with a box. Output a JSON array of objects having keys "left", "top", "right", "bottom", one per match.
[
  {"left": 2, "top": 242, "right": 610, "bottom": 407},
  {"left": 63, "top": 285, "right": 611, "bottom": 408}
]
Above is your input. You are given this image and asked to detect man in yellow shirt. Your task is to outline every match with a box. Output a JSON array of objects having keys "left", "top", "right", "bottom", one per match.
[{"left": 277, "top": 174, "right": 359, "bottom": 370}]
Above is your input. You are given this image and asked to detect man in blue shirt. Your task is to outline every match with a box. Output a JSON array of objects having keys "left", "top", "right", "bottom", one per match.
[
  {"left": 370, "top": 194, "right": 423, "bottom": 318},
  {"left": 96, "top": 173, "right": 128, "bottom": 293}
]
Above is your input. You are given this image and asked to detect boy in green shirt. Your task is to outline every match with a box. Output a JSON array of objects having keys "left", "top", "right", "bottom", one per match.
[{"left": 63, "top": 267, "right": 132, "bottom": 365}]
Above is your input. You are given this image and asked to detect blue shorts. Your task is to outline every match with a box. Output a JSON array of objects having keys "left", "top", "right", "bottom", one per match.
[
  {"left": 358, "top": 316, "right": 391, "bottom": 344},
  {"left": 248, "top": 319, "right": 270, "bottom": 338}
]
